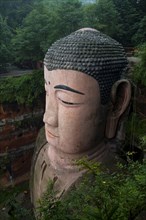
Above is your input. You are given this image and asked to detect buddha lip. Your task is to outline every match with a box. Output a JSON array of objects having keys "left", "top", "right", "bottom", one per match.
[{"left": 47, "top": 129, "right": 58, "bottom": 138}]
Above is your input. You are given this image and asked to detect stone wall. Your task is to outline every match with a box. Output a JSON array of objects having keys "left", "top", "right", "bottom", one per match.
[{"left": 0, "top": 103, "right": 44, "bottom": 186}]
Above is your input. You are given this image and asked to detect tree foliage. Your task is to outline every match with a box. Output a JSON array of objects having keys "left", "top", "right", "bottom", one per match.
[
  {"left": 113, "top": 0, "right": 141, "bottom": 46},
  {"left": 0, "top": 0, "right": 146, "bottom": 68},
  {"left": 132, "top": 16, "right": 146, "bottom": 45},
  {"left": 95, "top": 0, "right": 119, "bottom": 38},
  {"left": 12, "top": 4, "right": 51, "bottom": 63},
  {"left": 132, "top": 43, "right": 146, "bottom": 86},
  {"left": 0, "top": 70, "right": 44, "bottom": 106},
  {"left": 12, "top": 0, "right": 83, "bottom": 64},
  {"left": 38, "top": 159, "right": 146, "bottom": 220},
  {"left": 0, "top": 0, "right": 34, "bottom": 29},
  {"left": 0, "top": 15, "right": 12, "bottom": 72}
]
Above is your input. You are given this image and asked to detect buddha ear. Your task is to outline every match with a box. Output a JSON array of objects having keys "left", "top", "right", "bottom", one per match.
[{"left": 105, "top": 79, "right": 131, "bottom": 139}]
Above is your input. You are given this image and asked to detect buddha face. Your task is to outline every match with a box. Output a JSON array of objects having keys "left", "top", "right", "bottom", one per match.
[{"left": 43, "top": 66, "right": 108, "bottom": 154}]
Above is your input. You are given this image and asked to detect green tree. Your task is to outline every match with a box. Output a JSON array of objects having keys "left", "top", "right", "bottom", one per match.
[
  {"left": 113, "top": 0, "right": 141, "bottom": 46},
  {"left": 130, "top": 0, "right": 146, "bottom": 15},
  {"left": 132, "top": 43, "right": 146, "bottom": 86},
  {"left": 0, "top": 0, "right": 34, "bottom": 30},
  {"left": 12, "top": 3, "right": 51, "bottom": 66},
  {"left": 53, "top": 0, "right": 83, "bottom": 37},
  {"left": 12, "top": 0, "right": 83, "bottom": 65},
  {"left": 82, "top": 3, "right": 102, "bottom": 30},
  {"left": 0, "top": 15, "right": 12, "bottom": 73},
  {"left": 132, "top": 15, "right": 146, "bottom": 45},
  {"left": 96, "top": 0, "right": 119, "bottom": 38},
  {"left": 0, "top": 0, "right": 35, "bottom": 68},
  {"left": 82, "top": 0, "right": 120, "bottom": 39}
]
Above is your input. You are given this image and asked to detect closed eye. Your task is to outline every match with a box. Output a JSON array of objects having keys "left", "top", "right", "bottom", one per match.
[
  {"left": 61, "top": 100, "right": 76, "bottom": 105},
  {"left": 58, "top": 97, "right": 82, "bottom": 106}
]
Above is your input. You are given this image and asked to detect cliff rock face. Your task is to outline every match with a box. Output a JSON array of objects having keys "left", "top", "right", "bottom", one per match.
[{"left": 0, "top": 103, "right": 44, "bottom": 186}]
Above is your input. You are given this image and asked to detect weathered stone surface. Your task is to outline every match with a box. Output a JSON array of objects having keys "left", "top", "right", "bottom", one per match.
[{"left": 0, "top": 103, "right": 44, "bottom": 186}]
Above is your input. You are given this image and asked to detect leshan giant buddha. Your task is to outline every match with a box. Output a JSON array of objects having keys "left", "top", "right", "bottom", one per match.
[{"left": 31, "top": 28, "right": 131, "bottom": 208}]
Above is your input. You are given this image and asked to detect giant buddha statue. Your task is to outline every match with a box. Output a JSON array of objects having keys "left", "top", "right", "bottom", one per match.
[{"left": 31, "top": 28, "right": 131, "bottom": 210}]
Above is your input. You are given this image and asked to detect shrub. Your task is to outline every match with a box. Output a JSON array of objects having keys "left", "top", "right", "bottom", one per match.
[
  {"left": 38, "top": 159, "right": 146, "bottom": 220},
  {"left": 0, "top": 70, "right": 44, "bottom": 106},
  {"left": 132, "top": 43, "right": 146, "bottom": 86}
]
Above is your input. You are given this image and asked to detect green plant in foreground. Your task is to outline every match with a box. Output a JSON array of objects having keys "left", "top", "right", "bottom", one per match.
[
  {"left": 0, "top": 182, "right": 35, "bottom": 220},
  {"left": 38, "top": 159, "right": 146, "bottom": 220}
]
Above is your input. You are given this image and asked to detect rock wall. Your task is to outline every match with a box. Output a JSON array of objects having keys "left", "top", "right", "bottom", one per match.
[{"left": 0, "top": 103, "right": 44, "bottom": 186}]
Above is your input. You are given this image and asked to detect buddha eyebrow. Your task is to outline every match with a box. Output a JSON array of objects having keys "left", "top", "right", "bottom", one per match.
[{"left": 54, "top": 85, "right": 85, "bottom": 95}]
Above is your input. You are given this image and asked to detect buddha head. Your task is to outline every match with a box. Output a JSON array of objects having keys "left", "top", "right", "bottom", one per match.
[{"left": 43, "top": 28, "right": 131, "bottom": 156}]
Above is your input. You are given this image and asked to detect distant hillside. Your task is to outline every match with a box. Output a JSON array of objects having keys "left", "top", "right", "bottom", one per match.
[{"left": 80, "top": 0, "right": 96, "bottom": 4}]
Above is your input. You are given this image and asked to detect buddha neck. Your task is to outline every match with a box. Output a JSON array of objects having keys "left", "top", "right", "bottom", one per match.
[{"left": 47, "top": 140, "right": 108, "bottom": 171}]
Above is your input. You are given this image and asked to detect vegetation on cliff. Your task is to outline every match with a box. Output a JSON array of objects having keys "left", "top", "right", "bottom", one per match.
[
  {"left": 0, "top": 182, "right": 35, "bottom": 220},
  {"left": 0, "top": 70, "right": 44, "bottom": 106},
  {"left": 132, "top": 43, "right": 146, "bottom": 87},
  {"left": 126, "top": 44, "right": 146, "bottom": 154}
]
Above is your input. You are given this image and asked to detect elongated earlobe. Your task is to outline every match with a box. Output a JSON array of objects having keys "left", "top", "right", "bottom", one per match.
[{"left": 105, "top": 79, "right": 131, "bottom": 139}]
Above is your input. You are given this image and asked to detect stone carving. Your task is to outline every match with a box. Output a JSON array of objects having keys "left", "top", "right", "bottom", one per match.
[{"left": 31, "top": 28, "right": 131, "bottom": 210}]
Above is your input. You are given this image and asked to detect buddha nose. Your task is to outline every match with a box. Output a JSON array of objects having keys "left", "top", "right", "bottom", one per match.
[{"left": 43, "top": 96, "right": 58, "bottom": 127}]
